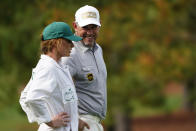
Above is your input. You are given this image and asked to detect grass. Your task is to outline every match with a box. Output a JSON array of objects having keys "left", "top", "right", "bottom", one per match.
[
  {"left": 132, "top": 95, "right": 183, "bottom": 117},
  {"left": 0, "top": 106, "right": 38, "bottom": 131}
]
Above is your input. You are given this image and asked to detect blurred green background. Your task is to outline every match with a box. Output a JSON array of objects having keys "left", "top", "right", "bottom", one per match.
[{"left": 1, "top": 0, "right": 196, "bottom": 130}]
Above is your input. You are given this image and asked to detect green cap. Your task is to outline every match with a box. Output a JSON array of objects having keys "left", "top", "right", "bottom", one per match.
[{"left": 42, "top": 22, "right": 82, "bottom": 41}]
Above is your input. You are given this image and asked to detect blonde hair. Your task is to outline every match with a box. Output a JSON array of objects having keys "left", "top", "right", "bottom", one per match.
[{"left": 40, "top": 36, "right": 65, "bottom": 54}]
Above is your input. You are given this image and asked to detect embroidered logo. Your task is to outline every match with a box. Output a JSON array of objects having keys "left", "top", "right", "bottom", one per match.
[
  {"left": 81, "top": 12, "right": 97, "bottom": 19},
  {"left": 87, "top": 73, "right": 93, "bottom": 81},
  {"left": 64, "top": 88, "right": 74, "bottom": 102}
]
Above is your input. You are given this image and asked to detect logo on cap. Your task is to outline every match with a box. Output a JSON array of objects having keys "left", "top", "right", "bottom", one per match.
[{"left": 81, "top": 12, "right": 97, "bottom": 19}]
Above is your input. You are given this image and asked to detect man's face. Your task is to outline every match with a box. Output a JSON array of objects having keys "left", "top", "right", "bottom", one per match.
[{"left": 74, "top": 23, "right": 100, "bottom": 47}]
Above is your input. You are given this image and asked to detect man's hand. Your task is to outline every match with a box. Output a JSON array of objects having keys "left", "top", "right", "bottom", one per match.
[
  {"left": 46, "top": 112, "right": 70, "bottom": 128},
  {"left": 79, "top": 118, "right": 90, "bottom": 131}
]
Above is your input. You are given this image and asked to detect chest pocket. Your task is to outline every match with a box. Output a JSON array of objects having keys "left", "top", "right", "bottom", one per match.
[
  {"left": 80, "top": 66, "right": 97, "bottom": 82},
  {"left": 62, "top": 86, "right": 78, "bottom": 104}
]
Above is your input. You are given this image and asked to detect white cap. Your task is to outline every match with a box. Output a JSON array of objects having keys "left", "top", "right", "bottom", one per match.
[{"left": 75, "top": 5, "right": 101, "bottom": 27}]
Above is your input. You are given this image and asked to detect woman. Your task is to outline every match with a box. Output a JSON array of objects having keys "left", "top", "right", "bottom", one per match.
[{"left": 19, "top": 22, "right": 82, "bottom": 131}]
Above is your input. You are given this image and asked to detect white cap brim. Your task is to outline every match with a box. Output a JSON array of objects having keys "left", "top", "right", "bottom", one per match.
[{"left": 77, "top": 19, "right": 101, "bottom": 27}]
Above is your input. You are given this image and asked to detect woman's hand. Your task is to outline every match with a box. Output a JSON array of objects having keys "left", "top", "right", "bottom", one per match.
[{"left": 46, "top": 112, "right": 70, "bottom": 128}]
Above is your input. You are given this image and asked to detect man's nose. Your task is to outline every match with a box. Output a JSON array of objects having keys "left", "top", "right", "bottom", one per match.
[{"left": 86, "top": 29, "right": 94, "bottom": 34}]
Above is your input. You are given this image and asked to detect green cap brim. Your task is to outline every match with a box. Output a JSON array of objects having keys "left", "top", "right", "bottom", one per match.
[{"left": 64, "top": 34, "right": 82, "bottom": 42}]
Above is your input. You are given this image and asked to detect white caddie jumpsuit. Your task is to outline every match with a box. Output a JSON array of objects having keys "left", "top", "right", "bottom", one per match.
[{"left": 19, "top": 55, "right": 78, "bottom": 131}]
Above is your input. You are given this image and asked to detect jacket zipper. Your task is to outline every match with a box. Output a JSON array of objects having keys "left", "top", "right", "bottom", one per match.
[{"left": 91, "top": 50, "right": 99, "bottom": 73}]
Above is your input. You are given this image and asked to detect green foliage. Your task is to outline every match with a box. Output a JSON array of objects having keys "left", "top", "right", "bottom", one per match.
[{"left": 0, "top": 106, "right": 38, "bottom": 131}]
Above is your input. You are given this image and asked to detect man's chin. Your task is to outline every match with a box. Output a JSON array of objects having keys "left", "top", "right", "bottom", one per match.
[
  {"left": 85, "top": 42, "right": 94, "bottom": 46},
  {"left": 83, "top": 40, "right": 94, "bottom": 47}
]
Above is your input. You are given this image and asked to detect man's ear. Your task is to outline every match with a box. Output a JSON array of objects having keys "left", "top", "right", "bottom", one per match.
[{"left": 73, "top": 22, "right": 77, "bottom": 29}]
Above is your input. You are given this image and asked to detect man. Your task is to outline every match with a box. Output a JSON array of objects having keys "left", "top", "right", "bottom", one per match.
[{"left": 61, "top": 5, "right": 107, "bottom": 131}]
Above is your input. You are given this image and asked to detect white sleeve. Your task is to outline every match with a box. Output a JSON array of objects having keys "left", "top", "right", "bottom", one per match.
[
  {"left": 25, "top": 68, "right": 57, "bottom": 124},
  {"left": 19, "top": 77, "right": 36, "bottom": 123}
]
